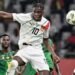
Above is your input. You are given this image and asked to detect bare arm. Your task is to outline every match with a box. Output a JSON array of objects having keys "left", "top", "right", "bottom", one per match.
[
  {"left": 43, "top": 38, "right": 60, "bottom": 63},
  {"left": 43, "top": 38, "right": 55, "bottom": 54},
  {"left": 0, "top": 11, "right": 13, "bottom": 21}
]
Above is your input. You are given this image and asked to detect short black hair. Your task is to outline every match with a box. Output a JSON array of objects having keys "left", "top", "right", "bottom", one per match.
[
  {"left": 33, "top": 3, "right": 44, "bottom": 10},
  {"left": 0, "top": 33, "right": 10, "bottom": 38}
]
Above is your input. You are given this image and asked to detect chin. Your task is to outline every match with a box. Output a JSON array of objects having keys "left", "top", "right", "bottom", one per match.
[{"left": 35, "top": 18, "right": 41, "bottom": 21}]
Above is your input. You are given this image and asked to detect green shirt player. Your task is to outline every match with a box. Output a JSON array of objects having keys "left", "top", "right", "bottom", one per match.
[
  {"left": 0, "top": 34, "right": 15, "bottom": 75},
  {"left": 16, "top": 39, "right": 54, "bottom": 75},
  {"left": 43, "top": 39, "right": 61, "bottom": 75}
]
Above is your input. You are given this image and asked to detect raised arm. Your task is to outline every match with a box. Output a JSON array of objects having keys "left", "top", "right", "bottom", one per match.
[{"left": 0, "top": 11, "right": 13, "bottom": 21}]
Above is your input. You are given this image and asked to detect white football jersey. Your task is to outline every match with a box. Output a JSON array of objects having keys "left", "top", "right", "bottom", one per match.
[{"left": 12, "top": 13, "right": 50, "bottom": 46}]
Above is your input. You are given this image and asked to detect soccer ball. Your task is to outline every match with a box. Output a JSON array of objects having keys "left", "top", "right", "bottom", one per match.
[{"left": 66, "top": 10, "right": 75, "bottom": 25}]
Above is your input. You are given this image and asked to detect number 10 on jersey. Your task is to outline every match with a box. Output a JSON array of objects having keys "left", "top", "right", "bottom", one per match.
[{"left": 32, "top": 27, "right": 39, "bottom": 35}]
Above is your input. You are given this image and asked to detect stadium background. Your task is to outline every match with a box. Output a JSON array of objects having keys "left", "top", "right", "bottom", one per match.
[{"left": 0, "top": 0, "right": 75, "bottom": 75}]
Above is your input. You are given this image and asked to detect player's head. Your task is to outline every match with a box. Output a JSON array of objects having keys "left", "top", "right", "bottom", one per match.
[
  {"left": 32, "top": 3, "right": 44, "bottom": 21},
  {"left": 0, "top": 34, "right": 10, "bottom": 49}
]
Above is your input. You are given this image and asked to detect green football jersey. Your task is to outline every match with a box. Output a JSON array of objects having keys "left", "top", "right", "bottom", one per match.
[{"left": 0, "top": 50, "right": 15, "bottom": 75}]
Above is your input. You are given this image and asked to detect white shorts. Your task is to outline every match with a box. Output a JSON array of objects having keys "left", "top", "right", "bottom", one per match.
[{"left": 15, "top": 45, "right": 49, "bottom": 71}]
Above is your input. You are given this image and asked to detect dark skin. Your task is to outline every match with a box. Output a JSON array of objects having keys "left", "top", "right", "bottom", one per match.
[
  {"left": 0, "top": 36, "right": 10, "bottom": 53},
  {"left": 32, "top": 7, "right": 43, "bottom": 21},
  {"left": 0, "top": 7, "right": 60, "bottom": 75}
]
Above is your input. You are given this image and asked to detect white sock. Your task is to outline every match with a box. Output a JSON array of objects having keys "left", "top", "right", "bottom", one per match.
[{"left": 7, "top": 60, "right": 18, "bottom": 75}]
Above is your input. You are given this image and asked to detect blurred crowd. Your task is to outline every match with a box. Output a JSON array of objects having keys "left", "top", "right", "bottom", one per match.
[{"left": 0, "top": 0, "right": 75, "bottom": 58}]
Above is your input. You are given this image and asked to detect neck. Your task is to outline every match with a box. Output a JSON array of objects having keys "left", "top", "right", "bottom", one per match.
[
  {"left": 2, "top": 47, "right": 9, "bottom": 53},
  {"left": 33, "top": 17, "right": 41, "bottom": 21}
]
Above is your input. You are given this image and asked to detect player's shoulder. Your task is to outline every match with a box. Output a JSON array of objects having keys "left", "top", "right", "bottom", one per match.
[
  {"left": 19, "top": 12, "right": 31, "bottom": 18},
  {"left": 41, "top": 16, "right": 50, "bottom": 26},
  {"left": 23, "top": 12, "right": 32, "bottom": 20},
  {"left": 22, "top": 12, "right": 31, "bottom": 16},
  {"left": 41, "top": 17, "right": 50, "bottom": 26},
  {"left": 42, "top": 16, "right": 50, "bottom": 22},
  {"left": 16, "top": 12, "right": 31, "bottom": 16},
  {"left": 41, "top": 17, "right": 50, "bottom": 30},
  {"left": 13, "top": 12, "right": 32, "bottom": 19}
]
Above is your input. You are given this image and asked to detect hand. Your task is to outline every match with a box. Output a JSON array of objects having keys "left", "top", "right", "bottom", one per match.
[
  {"left": 52, "top": 53, "right": 60, "bottom": 63},
  {"left": 55, "top": 63, "right": 62, "bottom": 75}
]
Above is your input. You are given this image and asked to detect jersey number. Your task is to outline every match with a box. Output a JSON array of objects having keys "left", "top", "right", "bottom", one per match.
[{"left": 32, "top": 27, "right": 39, "bottom": 35}]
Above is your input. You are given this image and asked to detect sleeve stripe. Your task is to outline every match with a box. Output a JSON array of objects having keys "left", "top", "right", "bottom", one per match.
[{"left": 43, "top": 21, "right": 50, "bottom": 30}]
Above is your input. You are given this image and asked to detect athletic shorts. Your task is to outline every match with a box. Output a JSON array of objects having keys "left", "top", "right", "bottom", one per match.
[
  {"left": 15, "top": 45, "right": 49, "bottom": 71},
  {"left": 23, "top": 52, "right": 54, "bottom": 75}
]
